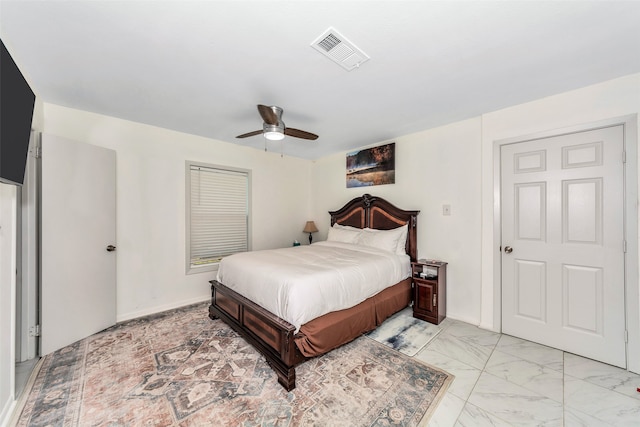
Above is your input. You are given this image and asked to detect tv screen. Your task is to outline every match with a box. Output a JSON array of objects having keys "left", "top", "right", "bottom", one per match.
[{"left": 0, "top": 38, "right": 36, "bottom": 186}]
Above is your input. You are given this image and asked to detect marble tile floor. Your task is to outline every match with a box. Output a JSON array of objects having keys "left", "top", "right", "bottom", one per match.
[{"left": 409, "top": 317, "right": 640, "bottom": 426}]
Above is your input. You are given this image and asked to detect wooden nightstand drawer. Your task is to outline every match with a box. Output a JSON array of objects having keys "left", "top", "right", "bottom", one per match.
[{"left": 411, "top": 261, "right": 446, "bottom": 324}]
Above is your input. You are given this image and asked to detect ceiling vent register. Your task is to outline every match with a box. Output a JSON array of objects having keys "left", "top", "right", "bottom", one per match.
[{"left": 311, "top": 27, "right": 370, "bottom": 71}]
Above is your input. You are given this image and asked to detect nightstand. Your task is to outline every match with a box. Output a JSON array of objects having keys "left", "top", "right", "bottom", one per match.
[{"left": 411, "top": 260, "right": 447, "bottom": 324}]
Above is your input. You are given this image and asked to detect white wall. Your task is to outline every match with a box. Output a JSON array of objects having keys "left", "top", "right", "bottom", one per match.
[
  {"left": 42, "top": 104, "right": 313, "bottom": 321},
  {"left": 311, "top": 73, "right": 640, "bottom": 371},
  {"left": 311, "top": 118, "right": 483, "bottom": 324},
  {"left": 0, "top": 184, "right": 17, "bottom": 425}
]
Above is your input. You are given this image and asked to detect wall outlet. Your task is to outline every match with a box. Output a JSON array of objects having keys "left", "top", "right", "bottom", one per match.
[{"left": 442, "top": 204, "right": 451, "bottom": 216}]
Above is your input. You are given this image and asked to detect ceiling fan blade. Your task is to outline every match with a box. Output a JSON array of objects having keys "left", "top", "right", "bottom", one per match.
[
  {"left": 257, "top": 104, "right": 279, "bottom": 125},
  {"left": 236, "top": 130, "right": 263, "bottom": 138},
  {"left": 285, "top": 128, "right": 318, "bottom": 140}
]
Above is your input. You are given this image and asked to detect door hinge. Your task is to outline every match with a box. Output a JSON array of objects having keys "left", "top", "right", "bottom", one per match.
[
  {"left": 623, "top": 240, "right": 627, "bottom": 253},
  {"left": 622, "top": 150, "right": 627, "bottom": 163},
  {"left": 433, "top": 294, "right": 437, "bottom": 307},
  {"left": 33, "top": 136, "right": 42, "bottom": 159},
  {"left": 624, "top": 330, "right": 628, "bottom": 343},
  {"left": 29, "top": 325, "right": 41, "bottom": 337}
]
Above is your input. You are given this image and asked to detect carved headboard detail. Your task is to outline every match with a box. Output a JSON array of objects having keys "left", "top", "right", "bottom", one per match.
[{"left": 329, "top": 194, "right": 420, "bottom": 261}]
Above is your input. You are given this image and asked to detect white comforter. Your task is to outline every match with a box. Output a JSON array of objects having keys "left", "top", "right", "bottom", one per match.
[{"left": 216, "top": 241, "right": 411, "bottom": 332}]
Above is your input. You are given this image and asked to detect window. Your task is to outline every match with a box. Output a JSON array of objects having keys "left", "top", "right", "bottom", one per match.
[{"left": 186, "top": 162, "right": 250, "bottom": 273}]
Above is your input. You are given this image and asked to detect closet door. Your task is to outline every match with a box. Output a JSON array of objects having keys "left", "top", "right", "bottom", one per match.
[
  {"left": 501, "top": 125, "right": 625, "bottom": 368},
  {"left": 40, "top": 134, "right": 116, "bottom": 355}
]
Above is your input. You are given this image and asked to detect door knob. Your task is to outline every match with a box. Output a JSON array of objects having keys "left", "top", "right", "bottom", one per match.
[
  {"left": 106, "top": 245, "right": 116, "bottom": 252},
  {"left": 504, "top": 246, "right": 513, "bottom": 254}
]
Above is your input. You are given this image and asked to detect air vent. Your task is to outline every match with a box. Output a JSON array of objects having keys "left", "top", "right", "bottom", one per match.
[{"left": 311, "top": 27, "right": 370, "bottom": 71}]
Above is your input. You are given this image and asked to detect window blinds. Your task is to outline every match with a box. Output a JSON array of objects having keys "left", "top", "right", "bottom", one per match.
[{"left": 189, "top": 165, "right": 248, "bottom": 267}]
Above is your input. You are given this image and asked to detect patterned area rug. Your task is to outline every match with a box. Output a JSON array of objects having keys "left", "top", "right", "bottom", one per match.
[
  {"left": 366, "top": 308, "right": 443, "bottom": 357},
  {"left": 17, "top": 303, "right": 452, "bottom": 426}
]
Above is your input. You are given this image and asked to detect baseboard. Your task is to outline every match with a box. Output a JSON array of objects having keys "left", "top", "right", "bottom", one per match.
[
  {"left": 116, "top": 296, "right": 210, "bottom": 323},
  {"left": 0, "top": 398, "right": 16, "bottom": 427},
  {"left": 478, "top": 320, "right": 500, "bottom": 333},
  {"left": 445, "top": 312, "right": 481, "bottom": 327}
]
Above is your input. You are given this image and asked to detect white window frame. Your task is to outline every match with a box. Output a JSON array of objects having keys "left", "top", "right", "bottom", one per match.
[{"left": 186, "top": 161, "right": 251, "bottom": 274}]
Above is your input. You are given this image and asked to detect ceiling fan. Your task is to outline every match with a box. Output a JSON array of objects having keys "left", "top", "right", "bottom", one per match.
[{"left": 236, "top": 105, "right": 318, "bottom": 141}]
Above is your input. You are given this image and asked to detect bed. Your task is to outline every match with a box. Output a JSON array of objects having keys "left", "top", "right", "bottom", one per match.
[{"left": 208, "top": 194, "right": 419, "bottom": 390}]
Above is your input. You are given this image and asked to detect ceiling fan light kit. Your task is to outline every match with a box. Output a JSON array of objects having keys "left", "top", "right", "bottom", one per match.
[{"left": 264, "top": 123, "right": 285, "bottom": 141}]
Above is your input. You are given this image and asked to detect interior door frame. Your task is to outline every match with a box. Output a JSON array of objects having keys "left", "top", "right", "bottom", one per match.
[
  {"left": 492, "top": 114, "right": 639, "bottom": 372},
  {"left": 17, "top": 131, "right": 39, "bottom": 363}
]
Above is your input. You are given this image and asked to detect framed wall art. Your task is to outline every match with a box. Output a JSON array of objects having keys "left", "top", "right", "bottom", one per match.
[{"left": 346, "top": 142, "right": 395, "bottom": 188}]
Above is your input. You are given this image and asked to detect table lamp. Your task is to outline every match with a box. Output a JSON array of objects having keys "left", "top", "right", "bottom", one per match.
[{"left": 303, "top": 221, "right": 318, "bottom": 244}]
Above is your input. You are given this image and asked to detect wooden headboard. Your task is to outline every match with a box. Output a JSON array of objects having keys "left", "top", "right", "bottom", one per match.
[{"left": 329, "top": 194, "right": 420, "bottom": 261}]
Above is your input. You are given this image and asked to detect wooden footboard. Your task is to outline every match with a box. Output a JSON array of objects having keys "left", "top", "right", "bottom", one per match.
[{"left": 208, "top": 279, "right": 307, "bottom": 391}]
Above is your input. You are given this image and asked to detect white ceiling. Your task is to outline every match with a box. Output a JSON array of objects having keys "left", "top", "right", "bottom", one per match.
[{"left": 1, "top": 1, "right": 639, "bottom": 160}]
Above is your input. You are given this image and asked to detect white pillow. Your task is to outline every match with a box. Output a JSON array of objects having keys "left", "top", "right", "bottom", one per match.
[
  {"left": 326, "top": 225, "right": 361, "bottom": 244},
  {"left": 332, "top": 223, "right": 362, "bottom": 232},
  {"left": 393, "top": 224, "right": 409, "bottom": 254},
  {"left": 358, "top": 225, "right": 408, "bottom": 255}
]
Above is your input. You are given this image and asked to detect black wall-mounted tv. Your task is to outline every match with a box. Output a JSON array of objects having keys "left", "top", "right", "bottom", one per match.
[{"left": 0, "top": 38, "right": 36, "bottom": 186}]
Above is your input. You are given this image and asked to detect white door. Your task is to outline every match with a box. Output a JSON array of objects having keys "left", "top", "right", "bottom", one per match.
[
  {"left": 40, "top": 134, "right": 116, "bottom": 355},
  {"left": 501, "top": 125, "right": 626, "bottom": 368}
]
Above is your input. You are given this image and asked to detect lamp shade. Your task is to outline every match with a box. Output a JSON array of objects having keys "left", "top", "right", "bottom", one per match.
[{"left": 303, "top": 221, "right": 318, "bottom": 233}]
